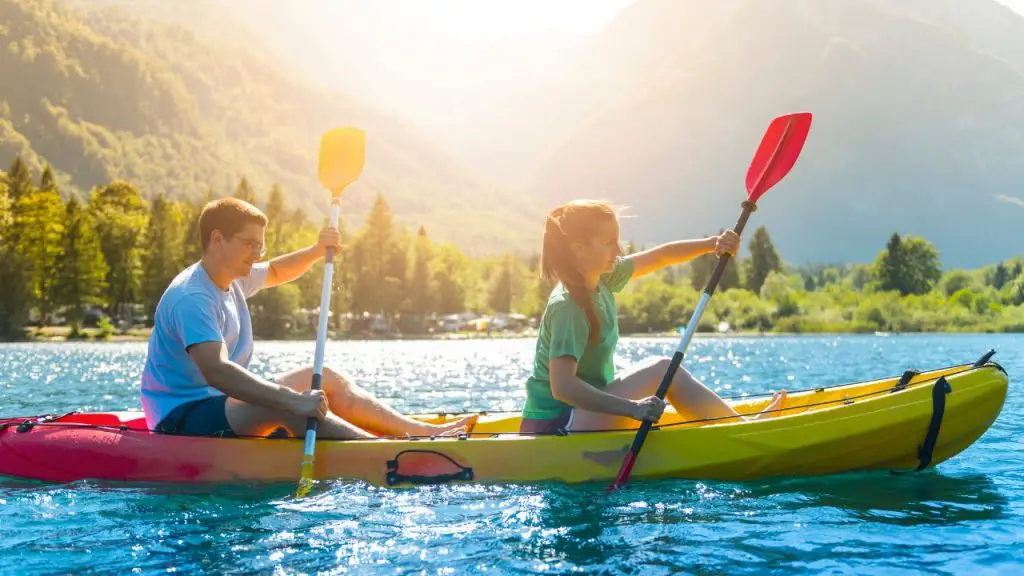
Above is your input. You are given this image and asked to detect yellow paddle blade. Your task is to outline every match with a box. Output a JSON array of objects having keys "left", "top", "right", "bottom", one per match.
[
  {"left": 295, "top": 457, "right": 316, "bottom": 498},
  {"left": 317, "top": 126, "right": 366, "bottom": 195}
]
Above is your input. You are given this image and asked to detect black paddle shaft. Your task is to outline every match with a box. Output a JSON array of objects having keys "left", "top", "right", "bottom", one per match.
[{"left": 625, "top": 200, "right": 758, "bottom": 455}]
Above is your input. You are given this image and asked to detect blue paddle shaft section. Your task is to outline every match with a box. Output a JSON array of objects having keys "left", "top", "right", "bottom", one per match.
[{"left": 305, "top": 200, "right": 342, "bottom": 461}]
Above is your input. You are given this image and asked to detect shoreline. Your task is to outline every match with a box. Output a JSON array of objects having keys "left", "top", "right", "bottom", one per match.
[{"left": 5, "top": 327, "right": 1018, "bottom": 344}]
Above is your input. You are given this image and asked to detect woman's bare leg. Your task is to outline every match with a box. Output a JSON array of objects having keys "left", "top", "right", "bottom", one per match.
[{"left": 570, "top": 357, "right": 786, "bottom": 432}]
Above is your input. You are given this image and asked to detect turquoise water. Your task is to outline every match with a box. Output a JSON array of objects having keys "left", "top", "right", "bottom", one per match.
[{"left": 0, "top": 334, "right": 1020, "bottom": 574}]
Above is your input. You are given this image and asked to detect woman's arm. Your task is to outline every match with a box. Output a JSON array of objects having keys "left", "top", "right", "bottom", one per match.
[
  {"left": 549, "top": 356, "right": 643, "bottom": 419},
  {"left": 629, "top": 229, "right": 739, "bottom": 278}
]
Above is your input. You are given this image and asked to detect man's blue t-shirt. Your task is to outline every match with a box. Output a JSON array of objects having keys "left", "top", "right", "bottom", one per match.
[{"left": 140, "top": 261, "right": 269, "bottom": 429}]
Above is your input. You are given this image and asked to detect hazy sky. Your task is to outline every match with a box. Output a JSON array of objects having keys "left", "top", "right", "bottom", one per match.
[
  {"left": 317, "top": 0, "right": 640, "bottom": 41},
  {"left": 229, "top": 0, "right": 1024, "bottom": 184},
  {"left": 233, "top": 0, "right": 640, "bottom": 178}
]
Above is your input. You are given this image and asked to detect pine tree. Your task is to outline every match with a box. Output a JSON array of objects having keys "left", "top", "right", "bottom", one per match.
[
  {"left": 264, "top": 183, "right": 287, "bottom": 251},
  {"left": 5, "top": 156, "right": 33, "bottom": 201},
  {"left": 233, "top": 177, "right": 257, "bottom": 204},
  {"left": 384, "top": 227, "right": 409, "bottom": 314},
  {"left": 54, "top": 197, "right": 108, "bottom": 328},
  {"left": 182, "top": 190, "right": 215, "bottom": 264},
  {"left": 876, "top": 232, "right": 904, "bottom": 293},
  {"left": 744, "top": 226, "right": 781, "bottom": 294},
  {"left": 433, "top": 244, "right": 468, "bottom": 314},
  {"left": 12, "top": 185, "right": 65, "bottom": 323},
  {"left": 874, "top": 232, "right": 941, "bottom": 295},
  {"left": 354, "top": 194, "right": 397, "bottom": 315},
  {"left": 689, "top": 251, "right": 715, "bottom": 291},
  {"left": 991, "top": 262, "right": 1009, "bottom": 290},
  {"left": 39, "top": 164, "right": 56, "bottom": 192},
  {"left": 488, "top": 256, "right": 513, "bottom": 313},
  {"left": 718, "top": 256, "right": 740, "bottom": 291},
  {"left": 140, "top": 194, "right": 184, "bottom": 324},
  {"left": 90, "top": 181, "right": 149, "bottom": 319},
  {"left": 409, "top": 226, "right": 434, "bottom": 315},
  {"left": 0, "top": 178, "right": 30, "bottom": 337}
]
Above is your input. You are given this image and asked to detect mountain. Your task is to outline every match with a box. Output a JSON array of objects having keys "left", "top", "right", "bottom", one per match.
[
  {"left": 530, "top": 0, "right": 1024, "bottom": 268},
  {"left": 15, "top": 0, "right": 1024, "bottom": 267},
  {"left": 109, "top": 0, "right": 1024, "bottom": 269},
  {"left": 0, "top": 0, "right": 543, "bottom": 254}
]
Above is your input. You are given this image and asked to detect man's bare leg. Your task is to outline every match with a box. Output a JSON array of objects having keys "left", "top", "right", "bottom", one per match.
[
  {"left": 224, "top": 396, "right": 375, "bottom": 440},
  {"left": 275, "top": 366, "right": 478, "bottom": 437}
]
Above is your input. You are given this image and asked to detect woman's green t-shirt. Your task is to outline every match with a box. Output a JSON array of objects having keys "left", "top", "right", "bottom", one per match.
[{"left": 522, "top": 256, "right": 635, "bottom": 420}]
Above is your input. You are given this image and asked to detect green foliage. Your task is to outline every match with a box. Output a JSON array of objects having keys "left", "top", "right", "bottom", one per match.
[
  {"left": 432, "top": 243, "right": 469, "bottom": 315},
  {"left": 350, "top": 194, "right": 406, "bottom": 316},
  {"left": 487, "top": 257, "right": 513, "bottom": 314},
  {"left": 939, "top": 269, "right": 977, "bottom": 297},
  {"left": 989, "top": 262, "right": 1010, "bottom": 290},
  {"left": 90, "top": 180, "right": 149, "bottom": 316},
  {"left": 4, "top": 156, "right": 33, "bottom": 200},
  {"left": 745, "top": 226, "right": 781, "bottom": 293},
  {"left": 233, "top": 177, "right": 257, "bottom": 205},
  {"left": 251, "top": 283, "right": 300, "bottom": 338},
  {"left": 688, "top": 244, "right": 741, "bottom": 292},
  {"left": 874, "top": 232, "right": 942, "bottom": 295},
  {"left": 96, "top": 315, "right": 114, "bottom": 340},
  {"left": 0, "top": 172, "right": 30, "bottom": 339},
  {"left": 4, "top": 148, "right": 1024, "bottom": 339},
  {"left": 408, "top": 226, "right": 434, "bottom": 315},
  {"left": 140, "top": 194, "right": 183, "bottom": 324},
  {"left": 12, "top": 185, "right": 64, "bottom": 320},
  {"left": 54, "top": 196, "right": 108, "bottom": 326}
]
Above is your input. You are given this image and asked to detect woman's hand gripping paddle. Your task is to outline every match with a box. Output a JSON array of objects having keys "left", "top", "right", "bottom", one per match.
[
  {"left": 296, "top": 126, "right": 366, "bottom": 498},
  {"left": 607, "top": 112, "right": 813, "bottom": 492}
]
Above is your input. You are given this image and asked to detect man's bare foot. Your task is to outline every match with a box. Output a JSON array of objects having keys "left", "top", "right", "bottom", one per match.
[
  {"left": 419, "top": 414, "right": 480, "bottom": 437},
  {"left": 747, "top": 390, "right": 788, "bottom": 421}
]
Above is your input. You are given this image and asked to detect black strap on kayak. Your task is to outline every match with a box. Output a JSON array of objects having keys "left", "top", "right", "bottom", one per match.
[
  {"left": 889, "top": 369, "right": 920, "bottom": 394},
  {"left": 973, "top": 349, "right": 996, "bottom": 368},
  {"left": 1, "top": 413, "right": 68, "bottom": 434},
  {"left": 916, "top": 376, "right": 952, "bottom": 471},
  {"left": 385, "top": 450, "right": 474, "bottom": 486}
]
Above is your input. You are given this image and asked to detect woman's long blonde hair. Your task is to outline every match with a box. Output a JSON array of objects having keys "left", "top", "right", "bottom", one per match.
[{"left": 541, "top": 200, "right": 619, "bottom": 344}]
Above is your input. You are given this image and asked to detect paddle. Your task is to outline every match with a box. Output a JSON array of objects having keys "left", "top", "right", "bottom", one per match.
[
  {"left": 296, "top": 126, "right": 366, "bottom": 498},
  {"left": 607, "top": 112, "right": 813, "bottom": 492}
]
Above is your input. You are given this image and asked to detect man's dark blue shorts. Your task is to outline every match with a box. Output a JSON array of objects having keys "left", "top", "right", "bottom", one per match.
[{"left": 155, "top": 396, "right": 236, "bottom": 437}]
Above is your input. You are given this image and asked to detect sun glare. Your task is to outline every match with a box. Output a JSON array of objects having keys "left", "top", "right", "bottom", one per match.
[{"left": 313, "top": 0, "right": 637, "bottom": 44}]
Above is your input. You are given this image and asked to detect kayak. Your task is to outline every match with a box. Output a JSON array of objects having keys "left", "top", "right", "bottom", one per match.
[{"left": 0, "top": 351, "right": 1007, "bottom": 486}]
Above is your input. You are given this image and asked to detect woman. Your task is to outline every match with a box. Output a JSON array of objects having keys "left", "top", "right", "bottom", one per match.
[{"left": 520, "top": 200, "right": 786, "bottom": 434}]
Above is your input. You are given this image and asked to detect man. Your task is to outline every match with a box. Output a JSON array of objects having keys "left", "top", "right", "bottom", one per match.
[{"left": 140, "top": 197, "right": 476, "bottom": 439}]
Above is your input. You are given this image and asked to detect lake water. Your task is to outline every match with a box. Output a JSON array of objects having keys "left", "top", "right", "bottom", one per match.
[{"left": 0, "top": 334, "right": 1020, "bottom": 574}]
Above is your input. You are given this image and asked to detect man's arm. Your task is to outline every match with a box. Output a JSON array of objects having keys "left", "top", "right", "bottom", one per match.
[
  {"left": 188, "top": 341, "right": 307, "bottom": 413},
  {"left": 264, "top": 227, "right": 343, "bottom": 289}
]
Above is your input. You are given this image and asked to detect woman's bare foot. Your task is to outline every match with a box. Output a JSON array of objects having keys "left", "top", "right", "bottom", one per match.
[{"left": 747, "top": 390, "right": 788, "bottom": 421}]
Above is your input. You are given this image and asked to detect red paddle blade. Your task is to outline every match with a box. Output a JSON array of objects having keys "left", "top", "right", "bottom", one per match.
[{"left": 745, "top": 112, "right": 812, "bottom": 203}]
